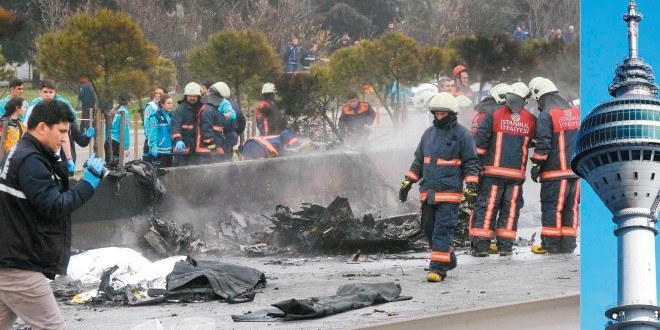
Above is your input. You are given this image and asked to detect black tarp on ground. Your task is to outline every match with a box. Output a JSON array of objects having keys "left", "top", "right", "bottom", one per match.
[
  {"left": 231, "top": 282, "right": 412, "bottom": 322},
  {"left": 165, "top": 257, "right": 267, "bottom": 304}
]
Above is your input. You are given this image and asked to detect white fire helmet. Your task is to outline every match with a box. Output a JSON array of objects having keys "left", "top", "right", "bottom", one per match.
[
  {"left": 454, "top": 95, "right": 474, "bottom": 111},
  {"left": 507, "top": 82, "right": 530, "bottom": 99},
  {"left": 183, "top": 82, "right": 201, "bottom": 96},
  {"left": 489, "top": 83, "right": 509, "bottom": 104},
  {"left": 528, "top": 77, "right": 558, "bottom": 100},
  {"left": 428, "top": 92, "right": 459, "bottom": 114},
  {"left": 262, "top": 83, "right": 276, "bottom": 94},
  {"left": 211, "top": 82, "right": 231, "bottom": 98}
]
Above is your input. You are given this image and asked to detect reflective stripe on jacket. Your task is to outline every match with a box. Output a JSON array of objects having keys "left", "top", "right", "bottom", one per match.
[{"left": 475, "top": 105, "right": 536, "bottom": 181}]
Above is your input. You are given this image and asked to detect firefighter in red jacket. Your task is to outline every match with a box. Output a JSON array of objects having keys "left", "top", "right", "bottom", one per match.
[
  {"left": 399, "top": 92, "right": 480, "bottom": 282},
  {"left": 470, "top": 82, "right": 536, "bottom": 257},
  {"left": 527, "top": 77, "right": 580, "bottom": 254},
  {"left": 338, "top": 92, "right": 376, "bottom": 146}
]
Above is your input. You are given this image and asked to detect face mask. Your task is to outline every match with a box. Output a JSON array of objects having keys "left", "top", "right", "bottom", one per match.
[{"left": 505, "top": 94, "right": 525, "bottom": 113}]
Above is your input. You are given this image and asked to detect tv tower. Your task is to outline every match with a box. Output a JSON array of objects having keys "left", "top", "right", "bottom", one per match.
[{"left": 572, "top": 0, "right": 660, "bottom": 328}]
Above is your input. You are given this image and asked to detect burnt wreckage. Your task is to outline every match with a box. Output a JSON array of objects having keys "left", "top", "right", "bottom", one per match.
[{"left": 259, "top": 196, "right": 473, "bottom": 254}]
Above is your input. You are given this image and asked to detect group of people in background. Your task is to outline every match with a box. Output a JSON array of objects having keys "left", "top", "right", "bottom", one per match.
[
  {"left": 283, "top": 37, "right": 319, "bottom": 73},
  {"left": 0, "top": 78, "right": 95, "bottom": 175},
  {"left": 511, "top": 23, "right": 578, "bottom": 43}
]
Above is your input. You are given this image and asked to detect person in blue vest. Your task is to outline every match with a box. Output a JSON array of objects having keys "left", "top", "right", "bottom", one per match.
[
  {"left": 107, "top": 93, "right": 131, "bottom": 166},
  {"left": 241, "top": 129, "right": 300, "bottom": 160},
  {"left": 142, "top": 87, "right": 164, "bottom": 160},
  {"left": 147, "top": 94, "right": 174, "bottom": 167}
]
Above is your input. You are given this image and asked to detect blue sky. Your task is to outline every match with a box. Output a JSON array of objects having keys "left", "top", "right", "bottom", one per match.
[{"left": 581, "top": 0, "right": 660, "bottom": 329}]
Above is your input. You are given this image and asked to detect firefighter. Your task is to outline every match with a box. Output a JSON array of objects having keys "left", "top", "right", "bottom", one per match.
[
  {"left": 470, "top": 82, "right": 536, "bottom": 257},
  {"left": 198, "top": 82, "right": 229, "bottom": 164},
  {"left": 338, "top": 92, "right": 376, "bottom": 146},
  {"left": 470, "top": 83, "right": 509, "bottom": 136},
  {"left": 255, "top": 83, "right": 286, "bottom": 136},
  {"left": 171, "top": 82, "right": 203, "bottom": 166},
  {"left": 398, "top": 92, "right": 479, "bottom": 282},
  {"left": 450, "top": 65, "right": 474, "bottom": 102},
  {"left": 241, "top": 129, "right": 300, "bottom": 160},
  {"left": 527, "top": 77, "right": 580, "bottom": 254}
]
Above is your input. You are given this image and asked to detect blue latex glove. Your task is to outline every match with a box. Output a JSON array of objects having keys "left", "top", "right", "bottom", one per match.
[
  {"left": 83, "top": 153, "right": 105, "bottom": 188},
  {"left": 85, "top": 127, "right": 96, "bottom": 138},
  {"left": 175, "top": 141, "right": 185, "bottom": 153},
  {"left": 67, "top": 159, "right": 76, "bottom": 175},
  {"left": 150, "top": 149, "right": 158, "bottom": 158}
]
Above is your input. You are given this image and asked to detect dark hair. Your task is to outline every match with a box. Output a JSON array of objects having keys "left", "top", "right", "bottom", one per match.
[
  {"left": 4, "top": 97, "right": 24, "bottom": 116},
  {"left": 27, "top": 99, "right": 74, "bottom": 130},
  {"left": 8, "top": 78, "right": 23, "bottom": 89},
  {"left": 158, "top": 94, "right": 172, "bottom": 106},
  {"left": 202, "top": 79, "right": 214, "bottom": 90},
  {"left": 117, "top": 92, "right": 130, "bottom": 105},
  {"left": 40, "top": 79, "right": 56, "bottom": 91},
  {"left": 347, "top": 92, "right": 358, "bottom": 100}
]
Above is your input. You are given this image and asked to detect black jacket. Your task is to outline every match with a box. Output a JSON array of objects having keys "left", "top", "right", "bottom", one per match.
[
  {"left": 171, "top": 99, "right": 203, "bottom": 153},
  {"left": 0, "top": 133, "right": 95, "bottom": 278},
  {"left": 68, "top": 122, "right": 92, "bottom": 164},
  {"left": 225, "top": 99, "right": 246, "bottom": 135}
]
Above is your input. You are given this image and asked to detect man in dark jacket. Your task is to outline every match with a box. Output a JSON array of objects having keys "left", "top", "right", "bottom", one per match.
[
  {"left": 198, "top": 83, "right": 228, "bottom": 164},
  {"left": 171, "top": 82, "right": 204, "bottom": 166},
  {"left": 224, "top": 98, "right": 246, "bottom": 156},
  {"left": 283, "top": 37, "right": 301, "bottom": 73},
  {"left": 399, "top": 92, "right": 480, "bottom": 282},
  {"left": 338, "top": 92, "right": 376, "bottom": 146},
  {"left": 0, "top": 99, "right": 104, "bottom": 329}
]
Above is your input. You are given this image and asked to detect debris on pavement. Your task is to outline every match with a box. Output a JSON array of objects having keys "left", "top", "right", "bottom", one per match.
[
  {"left": 260, "top": 196, "right": 423, "bottom": 254},
  {"left": 231, "top": 282, "right": 411, "bottom": 322},
  {"left": 63, "top": 248, "right": 266, "bottom": 306}
]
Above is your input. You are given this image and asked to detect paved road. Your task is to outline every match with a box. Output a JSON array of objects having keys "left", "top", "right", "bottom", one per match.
[
  {"left": 56, "top": 234, "right": 579, "bottom": 330},
  {"left": 48, "top": 105, "right": 578, "bottom": 329}
]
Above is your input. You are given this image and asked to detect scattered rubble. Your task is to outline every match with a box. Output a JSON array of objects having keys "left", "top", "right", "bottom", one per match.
[{"left": 259, "top": 196, "right": 422, "bottom": 254}]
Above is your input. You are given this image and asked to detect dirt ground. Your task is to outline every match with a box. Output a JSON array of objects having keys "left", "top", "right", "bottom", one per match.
[{"left": 50, "top": 226, "right": 578, "bottom": 330}]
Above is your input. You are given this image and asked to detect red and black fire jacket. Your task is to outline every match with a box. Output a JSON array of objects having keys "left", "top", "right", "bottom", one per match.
[
  {"left": 475, "top": 105, "right": 536, "bottom": 182},
  {"left": 531, "top": 104, "right": 580, "bottom": 181}
]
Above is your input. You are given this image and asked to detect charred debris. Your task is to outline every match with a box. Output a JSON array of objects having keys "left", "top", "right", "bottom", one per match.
[{"left": 142, "top": 196, "right": 477, "bottom": 257}]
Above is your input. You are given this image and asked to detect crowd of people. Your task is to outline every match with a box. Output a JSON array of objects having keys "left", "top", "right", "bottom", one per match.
[
  {"left": 399, "top": 66, "right": 580, "bottom": 282},
  {"left": 511, "top": 23, "right": 578, "bottom": 43}
]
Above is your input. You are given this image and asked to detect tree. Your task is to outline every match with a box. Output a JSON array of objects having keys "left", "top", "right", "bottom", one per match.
[
  {"left": 420, "top": 44, "right": 451, "bottom": 85},
  {"left": 37, "top": 8, "right": 158, "bottom": 158},
  {"left": 326, "top": 33, "right": 421, "bottom": 124},
  {"left": 37, "top": 8, "right": 157, "bottom": 107},
  {"left": 447, "top": 34, "right": 524, "bottom": 96},
  {"left": 0, "top": 46, "right": 13, "bottom": 82},
  {"left": 186, "top": 29, "right": 283, "bottom": 107},
  {"left": 148, "top": 56, "right": 177, "bottom": 92}
]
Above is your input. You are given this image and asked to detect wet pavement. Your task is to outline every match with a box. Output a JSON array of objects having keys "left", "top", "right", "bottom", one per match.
[{"left": 55, "top": 238, "right": 579, "bottom": 329}]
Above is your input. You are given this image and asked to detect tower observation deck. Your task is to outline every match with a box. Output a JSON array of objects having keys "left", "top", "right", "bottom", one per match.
[{"left": 572, "top": 0, "right": 660, "bottom": 329}]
